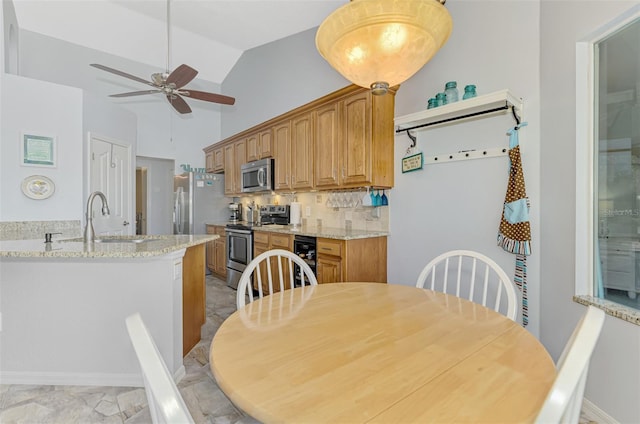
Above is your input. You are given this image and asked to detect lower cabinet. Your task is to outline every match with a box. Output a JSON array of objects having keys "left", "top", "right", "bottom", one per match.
[
  {"left": 253, "top": 231, "right": 293, "bottom": 295},
  {"left": 317, "top": 236, "right": 387, "bottom": 284},
  {"left": 206, "top": 225, "right": 227, "bottom": 278},
  {"left": 183, "top": 244, "right": 205, "bottom": 356}
]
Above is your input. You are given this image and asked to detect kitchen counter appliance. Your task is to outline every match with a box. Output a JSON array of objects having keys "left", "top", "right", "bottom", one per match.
[
  {"left": 173, "top": 172, "right": 227, "bottom": 235},
  {"left": 241, "top": 158, "right": 274, "bottom": 193},
  {"left": 225, "top": 204, "right": 290, "bottom": 289},
  {"left": 294, "top": 235, "right": 316, "bottom": 286}
]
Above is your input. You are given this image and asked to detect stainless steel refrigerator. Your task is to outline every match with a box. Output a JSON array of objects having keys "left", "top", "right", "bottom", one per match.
[{"left": 173, "top": 172, "right": 227, "bottom": 235}]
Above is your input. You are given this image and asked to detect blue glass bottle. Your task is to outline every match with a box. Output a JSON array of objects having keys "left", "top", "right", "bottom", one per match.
[
  {"left": 435, "top": 92, "right": 446, "bottom": 107},
  {"left": 463, "top": 84, "right": 477, "bottom": 100},
  {"left": 427, "top": 98, "right": 437, "bottom": 109},
  {"left": 444, "top": 81, "right": 459, "bottom": 103}
]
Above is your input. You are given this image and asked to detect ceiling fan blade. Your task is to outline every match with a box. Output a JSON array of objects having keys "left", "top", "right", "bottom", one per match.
[
  {"left": 167, "top": 94, "right": 192, "bottom": 114},
  {"left": 90, "top": 64, "right": 154, "bottom": 87},
  {"left": 182, "top": 89, "right": 236, "bottom": 106},
  {"left": 109, "top": 90, "right": 162, "bottom": 98},
  {"left": 166, "top": 64, "right": 198, "bottom": 89}
]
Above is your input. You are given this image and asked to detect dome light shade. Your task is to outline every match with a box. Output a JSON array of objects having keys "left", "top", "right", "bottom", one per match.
[{"left": 316, "top": 0, "right": 453, "bottom": 95}]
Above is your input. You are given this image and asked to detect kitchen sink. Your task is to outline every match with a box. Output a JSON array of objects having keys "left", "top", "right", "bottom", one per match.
[{"left": 94, "top": 238, "right": 161, "bottom": 244}]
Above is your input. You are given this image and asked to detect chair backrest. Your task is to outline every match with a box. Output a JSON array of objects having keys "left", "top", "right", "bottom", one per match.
[
  {"left": 415, "top": 249, "right": 518, "bottom": 320},
  {"left": 535, "top": 306, "right": 605, "bottom": 424},
  {"left": 125, "top": 313, "right": 195, "bottom": 424},
  {"left": 237, "top": 248, "right": 318, "bottom": 309}
]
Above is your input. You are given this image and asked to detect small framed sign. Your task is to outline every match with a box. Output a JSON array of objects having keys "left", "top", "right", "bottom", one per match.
[
  {"left": 21, "top": 133, "right": 56, "bottom": 167},
  {"left": 402, "top": 152, "right": 423, "bottom": 173}
]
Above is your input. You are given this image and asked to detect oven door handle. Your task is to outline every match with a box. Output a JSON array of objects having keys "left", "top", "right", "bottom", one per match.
[{"left": 226, "top": 228, "right": 253, "bottom": 235}]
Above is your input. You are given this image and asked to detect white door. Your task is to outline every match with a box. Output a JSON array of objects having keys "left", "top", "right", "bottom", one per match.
[{"left": 89, "top": 134, "right": 133, "bottom": 236}]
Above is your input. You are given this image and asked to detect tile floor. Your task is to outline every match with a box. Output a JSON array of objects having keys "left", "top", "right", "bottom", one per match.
[
  {"left": 0, "top": 274, "right": 246, "bottom": 424},
  {"left": 0, "top": 274, "right": 600, "bottom": 424}
]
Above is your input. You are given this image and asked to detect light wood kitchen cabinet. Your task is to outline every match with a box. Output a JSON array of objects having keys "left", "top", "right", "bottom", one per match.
[
  {"left": 273, "top": 121, "right": 291, "bottom": 190},
  {"left": 224, "top": 139, "right": 246, "bottom": 195},
  {"left": 314, "top": 102, "right": 341, "bottom": 188},
  {"left": 182, "top": 243, "right": 206, "bottom": 356},
  {"left": 253, "top": 231, "right": 293, "bottom": 294},
  {"left": 205, "top": 150, "right": 215, "bottom": 173},
  {"left": 206, "top": 225, "right": 227, "bottom": 278},
  {"left": 291, "top": 112, "right": 314, "bottom": 190},
  {"left": 204, "top": 146, "right": 225, "bottom": 173},
  {"left": 204, "top": 84, "right": 395, "bottom": 191},
  {"left": 246, "top": 129, "right": 273, "bottom": 162},
  {"left": 316, "top": 236, "right": 387, "bottom": 284}
]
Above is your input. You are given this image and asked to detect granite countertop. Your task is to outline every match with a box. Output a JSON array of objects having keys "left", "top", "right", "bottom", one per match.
[
  {"left": 205, "top": 221, "right": 389, "bottom": 240},
  {"left": 253, "top": 225, "right": 388, "bottom": 240},
  {"left": 0, "top": 234, "right": 217, "bottom": 258}
]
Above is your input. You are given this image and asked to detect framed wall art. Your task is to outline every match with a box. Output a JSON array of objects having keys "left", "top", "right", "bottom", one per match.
[{"left": 21, "top": 133, "right": 56, "bottom": 167}]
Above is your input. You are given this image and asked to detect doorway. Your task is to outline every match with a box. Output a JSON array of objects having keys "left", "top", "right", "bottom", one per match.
[
  {"left": 136, "top": 167, "right": 148, "bottom": 235},
  {"left": 136, "top": 156, "right": 175, "bottom": 235}
]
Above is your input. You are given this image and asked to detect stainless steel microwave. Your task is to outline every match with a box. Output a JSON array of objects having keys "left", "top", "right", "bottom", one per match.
[{"left": 241, "top": 158, "right": 274, "bottom": 193}]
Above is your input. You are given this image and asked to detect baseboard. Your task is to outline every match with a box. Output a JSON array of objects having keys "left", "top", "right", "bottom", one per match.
[
  {"left": 582, "top": 398, "right": 620, "bottom": 423},
  {"left": 0, "top": 371, "right": 142, "bottom": 387},
  {"left": 2, "top": 364, "right": 186, "bottom": 388}
]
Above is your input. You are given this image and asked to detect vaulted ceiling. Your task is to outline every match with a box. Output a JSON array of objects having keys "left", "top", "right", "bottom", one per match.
[{"left": 11, "top": 0, "right": 347, "bottom": 85}]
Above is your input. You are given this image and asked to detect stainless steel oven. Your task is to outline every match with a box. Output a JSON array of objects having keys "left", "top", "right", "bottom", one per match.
[{"left": 225, "top": 227, "right": 253, "bottom": 289}]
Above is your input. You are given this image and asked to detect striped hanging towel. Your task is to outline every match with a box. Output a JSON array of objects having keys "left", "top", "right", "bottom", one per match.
[{"left": 497, "top": 123, "right": 531, "bottom": 327}]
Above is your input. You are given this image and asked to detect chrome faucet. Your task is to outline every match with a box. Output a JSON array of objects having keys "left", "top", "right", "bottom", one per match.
[{"left": 84, "top": 191, "right": 110, "bottom": 243}]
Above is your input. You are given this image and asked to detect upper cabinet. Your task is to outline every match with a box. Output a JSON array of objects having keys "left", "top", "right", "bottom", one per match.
[{"left": 204, "top": 84, "right": 396, "bottom": 195}]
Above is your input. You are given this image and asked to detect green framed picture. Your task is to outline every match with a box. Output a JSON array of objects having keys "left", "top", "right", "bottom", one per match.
[{"left": 22, "top": 133, "right": 56, "bottom": 167}]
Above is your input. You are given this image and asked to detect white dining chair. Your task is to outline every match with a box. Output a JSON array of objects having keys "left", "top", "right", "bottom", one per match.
[
  {"left": 415, "top": 249, "right": 518, "bottom": 321},
  {"left": 125, "top": 313, "right": 195, "bottom": 424},
  {"left": 535, "top": 306, "right": 605, "bottom": 424},
  {"left": 237, "top": 249, "right": 318, "bottom": 309}
]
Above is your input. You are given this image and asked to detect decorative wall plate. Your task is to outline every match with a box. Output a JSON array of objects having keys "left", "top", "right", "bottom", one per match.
[{"left": 21, "top": 175, "right": 55, "bottom": 200}]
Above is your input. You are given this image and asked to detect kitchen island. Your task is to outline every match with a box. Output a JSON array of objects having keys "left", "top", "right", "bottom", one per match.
[{"left": 0, "top": 234, "right": 216, "bottom": 387}]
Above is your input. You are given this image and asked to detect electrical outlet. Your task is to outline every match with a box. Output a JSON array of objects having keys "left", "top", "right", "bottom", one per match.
[
  {"left": 316, "top": 194, "right": 322, "bottom": 203},
  {"left": 305, "top": 206, "right": 311, "bottom": 217}
]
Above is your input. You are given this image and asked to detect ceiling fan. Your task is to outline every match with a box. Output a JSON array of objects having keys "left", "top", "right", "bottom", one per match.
[{"left": 90, "top": 0, "right": 235, "bottom": 114}]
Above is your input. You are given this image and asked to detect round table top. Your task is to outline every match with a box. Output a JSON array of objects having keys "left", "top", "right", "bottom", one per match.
[{"left": 210, "top": 282, "right": 555, "bottom": 423}]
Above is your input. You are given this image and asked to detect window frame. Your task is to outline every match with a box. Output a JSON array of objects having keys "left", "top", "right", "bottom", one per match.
[{"left": 575, "top": 5, "right": 640, "bottom": 314}]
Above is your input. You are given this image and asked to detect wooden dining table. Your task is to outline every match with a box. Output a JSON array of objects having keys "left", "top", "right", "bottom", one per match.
[{"left": 210, "top": 283, "right": 556, "bottom": 423}]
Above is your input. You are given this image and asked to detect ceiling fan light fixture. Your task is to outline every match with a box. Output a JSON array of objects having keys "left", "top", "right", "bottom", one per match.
[{"left": 316, "top": 0, "right": 453, "bottom": 94}]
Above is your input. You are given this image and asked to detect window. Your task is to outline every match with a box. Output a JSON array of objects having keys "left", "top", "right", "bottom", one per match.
[{"left": 576, "top": 6, "right": 640, "bottom": 319}]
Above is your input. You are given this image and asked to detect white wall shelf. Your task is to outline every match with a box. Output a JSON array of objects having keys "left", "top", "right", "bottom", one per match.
[{"left": 394, "top": 89, "right": 523, "bottom": 133}]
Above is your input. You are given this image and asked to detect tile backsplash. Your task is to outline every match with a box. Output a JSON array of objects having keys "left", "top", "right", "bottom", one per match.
[
  {"left": 0, "top": 220, "right": 81, "bottom": 241},
  {"left": 238, "top": 191, "right": 390, "bottom": 232}
]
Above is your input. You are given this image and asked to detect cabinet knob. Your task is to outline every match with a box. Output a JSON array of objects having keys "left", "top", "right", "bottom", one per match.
[{"left": 123, "top": 221, "right": 130, "bottom": 226}]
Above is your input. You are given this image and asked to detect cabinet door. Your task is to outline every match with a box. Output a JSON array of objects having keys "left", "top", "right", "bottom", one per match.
[
  {"left": 317, "top": 256, "right": 343, "bottom": 284},
  {"left": 253, "top": 243, "right": 270, "bottom": 293},
  {"left": 205, "top": 151, "right": 215, "bottom": 173},
  {"left": 259, "top": 129, "right": 273, "bottom": 159},
  {"left": 246, "top": 133, "right": 260, "bottom": 162},
  {"left": 214, "top": 239, "right": 227, "bottom": 277},
  {"left": 342, "top": 91, "right": 372, "bottom": 186},
  {"left": 314, "top": 102, "right": 341, "bottom": 188},
  {"left": 291, "top": 112, "right": 314, "bottom": 190},
  {"left": 214, "top": 147, "right": 224, "bottom": 172},
  {"left": 234, "top": 139, "right": 246, "bottom": 195},
  {"left": 273, "top": 121, "right": 291, "bottom": 190},
  {"left": 224, "top": 143, "right": 235, "bottom": 195}
]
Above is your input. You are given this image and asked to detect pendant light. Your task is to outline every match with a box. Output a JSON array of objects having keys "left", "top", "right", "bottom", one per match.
[{"left": 316, "top": 0, "right": 453, "bottom": 95}]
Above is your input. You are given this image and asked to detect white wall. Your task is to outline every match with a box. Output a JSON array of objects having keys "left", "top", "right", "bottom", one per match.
[{"left": 0, "top": 74, "right": 84, "bottom": 221}]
